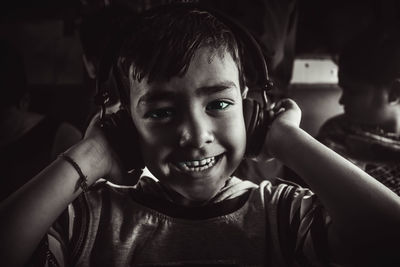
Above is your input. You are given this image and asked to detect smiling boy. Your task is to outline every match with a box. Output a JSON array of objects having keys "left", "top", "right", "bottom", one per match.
[
  {"left": 1, "top": 6, "right": 400, "bottom": 267},
  {"left": 130, "top": 46, "right": 246, "bottom": 204}
]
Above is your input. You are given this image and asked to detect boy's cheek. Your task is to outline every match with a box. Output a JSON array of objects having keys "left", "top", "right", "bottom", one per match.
[{"left": 222, "top": 116, "right": 246, "bottom": 153}]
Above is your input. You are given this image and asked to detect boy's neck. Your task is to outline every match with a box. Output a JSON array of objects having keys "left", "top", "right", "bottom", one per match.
[{"left": 160, "top": 183, "right": 213, "bottom": 207}]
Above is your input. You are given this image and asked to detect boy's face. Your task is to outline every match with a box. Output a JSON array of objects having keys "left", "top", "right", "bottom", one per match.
[
  {"left": 129, "top": 47, "right": 246, "bottom": 204},
  {"left": 339, "top": 73, "right": 396, "bottom": 127}
]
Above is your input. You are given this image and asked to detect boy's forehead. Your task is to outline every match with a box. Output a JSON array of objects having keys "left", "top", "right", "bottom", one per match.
[{"left": 130, "top": 47, "right": 240, "bottom": 102}]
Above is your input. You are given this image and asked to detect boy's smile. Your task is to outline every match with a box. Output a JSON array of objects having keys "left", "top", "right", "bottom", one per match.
[
  {"left": 176, "top": 155, "right": 218, "bottom": 172},
  {"left": 129, "top": 47, "right": 246, "bottom": 205}
]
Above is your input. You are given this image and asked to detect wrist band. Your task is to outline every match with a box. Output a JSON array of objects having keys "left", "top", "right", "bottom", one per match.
[{"left": 58, "top": 153, "right": 89, "bottom": 193}]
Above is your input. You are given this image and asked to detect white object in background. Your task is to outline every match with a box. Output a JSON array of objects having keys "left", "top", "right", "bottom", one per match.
[{"left": 290, "top": 57, "right": 338, "bottom": 84}]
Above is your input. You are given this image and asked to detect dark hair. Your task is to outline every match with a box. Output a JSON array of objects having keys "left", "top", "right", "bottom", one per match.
[
  {"left": 339, "top": 26, "right": 400, "bottom": 88},
  {"left": 117, "top": 6, "right": 244, "bottom": 99},
  {"left": 0, "top": 40, "right": 27, "bottom": 107}
]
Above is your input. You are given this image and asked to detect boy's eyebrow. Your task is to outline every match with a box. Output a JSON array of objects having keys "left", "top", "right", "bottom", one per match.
[
  {"left": 195, "top": 81, "right": 238, "bottom": 96},
  {"left": 138, "top": 81, "right": 238, "bottom": 105},
  {"left": 138, "top": 91, "right": 176, "bottom": 105}
]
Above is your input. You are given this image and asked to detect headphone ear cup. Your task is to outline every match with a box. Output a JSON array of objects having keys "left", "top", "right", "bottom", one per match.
[
  {"left": 243, "top": 98, "right": 260, "bottom": 158},
  {"left": 243, "top": 98, "right": 258, "bottom": 137},
  {"left": 100, "top": 109, "right": 145, "bottom": 172}
]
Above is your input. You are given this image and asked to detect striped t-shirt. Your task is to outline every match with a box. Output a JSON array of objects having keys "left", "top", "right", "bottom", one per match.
[{"left": 38, "top": 176, "right": 333, "bottom": 267}]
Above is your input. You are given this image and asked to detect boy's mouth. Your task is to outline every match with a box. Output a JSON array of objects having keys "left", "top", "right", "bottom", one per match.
[{"left": 176, "top": 155, "right": 220, "bottom": 172}]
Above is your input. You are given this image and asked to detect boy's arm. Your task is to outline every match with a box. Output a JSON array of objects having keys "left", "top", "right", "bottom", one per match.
[
  {"left": 0, "top": 124, "right": 120, "bottom": 267},
  {"left": 265, "top": 99, "right": 400, "bottom": 264}
]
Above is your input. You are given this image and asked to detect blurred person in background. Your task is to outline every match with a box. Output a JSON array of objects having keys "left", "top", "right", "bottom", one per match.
[
  {"left": 0, "top": 40, "right": 82, "bottom": 201},
  {"left": 318, "top": 26, "right": 400, "bottom": 195}
]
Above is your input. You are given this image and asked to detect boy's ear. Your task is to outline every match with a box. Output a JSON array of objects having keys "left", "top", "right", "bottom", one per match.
[
  {"left": 241, "top": 86, "right": 249, "bottom": 99},
  {"left": 388, "top": 79, "right": 400, "bottom": 105}
]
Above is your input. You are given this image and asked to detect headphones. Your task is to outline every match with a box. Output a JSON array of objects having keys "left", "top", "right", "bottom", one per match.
[{"left": 94, "top": 3, "right": 276, "bottom": 175}]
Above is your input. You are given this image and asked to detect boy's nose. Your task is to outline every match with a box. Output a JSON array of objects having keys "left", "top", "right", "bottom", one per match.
[{"left": 178, "top": 114, "right": 215, "bottom": 148}]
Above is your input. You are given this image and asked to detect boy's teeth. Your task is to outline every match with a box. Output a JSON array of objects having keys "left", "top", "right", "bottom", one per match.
[
  {"left": 184, "top": 157, "right": 211, "bottom": 167},
  {"left": 178, "top": 156, "right": 217, "bottom": 171}
]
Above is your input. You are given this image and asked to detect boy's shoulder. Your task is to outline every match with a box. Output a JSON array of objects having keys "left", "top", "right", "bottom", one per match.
[
  {"left": 77, "top": 176, "right": 320, "bottom": 225},
  {"left": 260, "top": 178, "right": 317, "bottom": 208},
  {"left": 83, "top": 178, "right": 139, "bottom": 202},
  {"left": 84, "top": 176, "right": 315, "bottom": 205}
]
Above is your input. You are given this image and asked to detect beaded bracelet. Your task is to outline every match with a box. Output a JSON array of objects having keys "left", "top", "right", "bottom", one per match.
[{"left": 58, "top": 153, "right": 89, "bottom": 193}]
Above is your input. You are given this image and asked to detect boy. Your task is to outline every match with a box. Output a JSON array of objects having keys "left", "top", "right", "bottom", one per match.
[
  {"left": 318, "top": 26, "right": 400, "bottom": 195},
  {"left": 1, "top": 6, "right": 400, "bottom": 267}
]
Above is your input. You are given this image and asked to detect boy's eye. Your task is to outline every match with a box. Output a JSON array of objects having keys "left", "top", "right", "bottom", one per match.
[
  {"left": 206, "top": 100, "right": 232, "bottom": 111},
  {"left": 144, "top": 108, "right": 174, "bottom": 119}
]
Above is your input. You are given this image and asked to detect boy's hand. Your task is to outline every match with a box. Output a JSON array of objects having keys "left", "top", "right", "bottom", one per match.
[
  {"left": 270, "top": 98, "right": 301, "bottom": 129},
  {"left": 258, "top": 98, "right": 302, "bottom": 161},
  {"left": 82, "top": 113, "right": 125, "bottom": 183}
]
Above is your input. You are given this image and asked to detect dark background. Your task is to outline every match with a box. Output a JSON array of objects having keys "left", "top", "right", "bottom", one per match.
[{"left": 1, "top": 0, "right": 399, "bottom": 134}]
